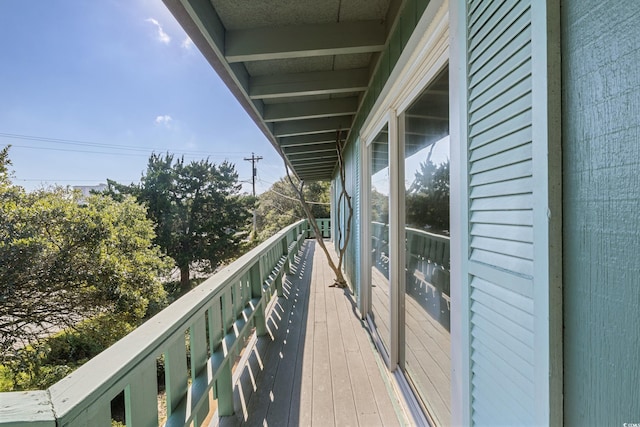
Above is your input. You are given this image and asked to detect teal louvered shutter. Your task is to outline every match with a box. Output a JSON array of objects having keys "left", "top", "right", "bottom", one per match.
[{"left": 454, "top": 1, "right": 561, "bottom": 425}]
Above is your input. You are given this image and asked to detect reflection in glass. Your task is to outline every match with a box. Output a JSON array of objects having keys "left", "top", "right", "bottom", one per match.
[
  {"left": 369, "top": 124, "right": 391, "bottom": 355},
  {"left": 403, "top": 67, "right": 450, "bottom": 425}
]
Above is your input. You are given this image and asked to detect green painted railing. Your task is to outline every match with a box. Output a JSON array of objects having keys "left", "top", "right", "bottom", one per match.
[
  {"left": 371, "top": 221, "right": 450, "bottom": 296},
  {"left": 0, "top": 219, "right": 326, "bottom": 427},
  {"left": 306, "top": 218, "right": 331, "bottom": 239}
]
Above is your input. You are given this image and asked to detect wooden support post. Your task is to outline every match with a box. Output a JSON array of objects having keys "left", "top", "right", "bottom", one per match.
[
  {"left": 250, "top": 262, "right": 267, "bottom": 336},
  {"left": 282, "top": 238, "right": 291, "bottom": 274},
  {"left": 190, "top": 317, "right": 210, "bottom": 426},
  {"left": 276, "top": 271, "right": 284, "bottom": 297},
  {"left": 165, "top": 335, "right": 188, "bottom": 418},
  {"left": 124, "top": 358, "right": 159, "bottom": 427},
  {"left": 216, "top": 360, "right": 234, "bottom": 417}
]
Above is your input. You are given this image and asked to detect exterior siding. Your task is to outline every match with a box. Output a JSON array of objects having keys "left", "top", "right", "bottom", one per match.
[
  {"left": 562, "top": 1, "right": 640, "bottom": 424},
  {"left": 332, "top": 136, "right": 360, "bottom": 296}
]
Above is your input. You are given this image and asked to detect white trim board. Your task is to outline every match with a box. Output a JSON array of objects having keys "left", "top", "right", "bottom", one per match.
[{"left": 360, "top": 0, "right": 449, "bottom": 142}]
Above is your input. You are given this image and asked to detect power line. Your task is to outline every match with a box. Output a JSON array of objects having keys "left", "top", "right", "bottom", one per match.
[
  {"left": 264, "top": 188, "right": 330, "bottom": 205},
  {"left": 14, "top": 178, "right": 135, "bottom": 183},
  {"left": 0, "top": 132, "right": 247, "bottom": 157},
  {"left": 9, "top": 144, "right": 158, "bottom": 158}
]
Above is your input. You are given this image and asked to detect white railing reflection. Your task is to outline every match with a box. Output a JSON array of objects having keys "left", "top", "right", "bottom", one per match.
[{"left": 371, "top": 221, "right": 450, "bottom": 297}]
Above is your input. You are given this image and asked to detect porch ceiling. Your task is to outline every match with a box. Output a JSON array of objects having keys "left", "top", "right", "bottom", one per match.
[{"left": 163, "top": 0, "right": 401, "bottom": 181}]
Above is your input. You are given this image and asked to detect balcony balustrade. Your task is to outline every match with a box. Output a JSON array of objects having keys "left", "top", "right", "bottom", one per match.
[{"left": 0, "top": 219, "right": 331, "bottom": 427}]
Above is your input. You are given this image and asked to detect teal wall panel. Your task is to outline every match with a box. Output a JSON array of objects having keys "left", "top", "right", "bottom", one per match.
[
  {"left": 333, "top": 137, "right": 359, "bottom": 294},
  {"left": 562, "top": 1, "right": 640, "bottom": 424}
]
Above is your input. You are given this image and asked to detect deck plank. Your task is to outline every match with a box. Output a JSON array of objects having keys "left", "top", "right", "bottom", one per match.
[
  {"left": 214, "top": 241, "right": 403, "bottom": 427},
  {"left": 325, "top": 275, "right": 358, "bottom": 427},
  {"left": 294, "top": 245, "right": 316, "bottom": 427},
  {"left": 265, "top": 247, "right": 315, "bottom": 426}
]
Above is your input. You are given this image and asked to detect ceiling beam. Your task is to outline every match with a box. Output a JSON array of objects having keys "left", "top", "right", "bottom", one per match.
[
  {"left": 263, "top": 97, "right": 359, "bottom": 122},
  {"left": 294, "top": 173, "right": 334, "bottom": 180},
  {"left": 286, "top": 151, "right": 338, "bottom": 162},
  {"left": 290, "top": 167, "right": 336, "bottom": 176},
  {"left": 279, "top": 132, "right": 341, "bottom": 147},
  {"left": 296, "top": 173, "right": 334, "bottom": 181},
  {"left": 274, "top": 116, "right": 352, "bottom": 138},
  {"left": 289, "top": 158, "right": 337, "bottom": 167},
  {"left": 294, "top": 168, "right": 336, "bottom": 176},
  {"left": 289, "top": 153, "right": 337, "bottom": 163},
  {"left": 288, "top": 161, "right": 336, "bottom": 171},
  {"left": 297, "top": 168, "right": 333, "bottom": 174},
  {"left": 283, "top": 143, "right": 336, "bottom": 155},
  {"left": 297, "top": 169, "right": 333, "bottom": 174},
  {"left": 298, "top": 174, "right": 331, "bottom": 181},
  {"left": 225, "top": 21, "right": 385, "bottom": 63},
  {"left": 249, "top": 69, "right": 368, "bottom": 99}
]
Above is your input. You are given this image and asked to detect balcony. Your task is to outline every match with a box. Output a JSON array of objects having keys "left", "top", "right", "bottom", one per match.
[{"left": 0, "top": 219, "right": 406, "bottom": 426}]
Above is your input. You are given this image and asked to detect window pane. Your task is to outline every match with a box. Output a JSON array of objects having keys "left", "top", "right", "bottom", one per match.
[
  {"left": 369, "top": 124, "right": 391, "bottom": 355},
  {"left": 403, "top": 66, "right": 450, "bottom": 425}
]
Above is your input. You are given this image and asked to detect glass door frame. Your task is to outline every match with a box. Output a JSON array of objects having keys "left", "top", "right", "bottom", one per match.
[
  {"left": 361, "top": 111, "right": 400, "bottom": 369},
  {"left": 361, "top": 59, "right": 450, "bottom": 373},
  {"left": 357, "top": 2, "right": 451, "bottom": 423}
]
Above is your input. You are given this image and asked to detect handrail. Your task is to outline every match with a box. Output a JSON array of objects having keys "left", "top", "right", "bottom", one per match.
[
  {"left": 371, "top": 221, "right": 450, "bottom": 294},
  {"left": 0, "top": 219, "right": 327, "bottom": 427}
]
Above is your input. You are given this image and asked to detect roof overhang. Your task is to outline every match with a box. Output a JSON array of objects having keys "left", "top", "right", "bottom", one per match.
[{"left": 162, "top": 0, "right": 401, "bottom": 181}]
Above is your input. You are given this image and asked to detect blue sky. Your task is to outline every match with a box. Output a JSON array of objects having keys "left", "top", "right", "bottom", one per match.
[{"left": 0, "top": 0, "right": 285, "bottom": 193}]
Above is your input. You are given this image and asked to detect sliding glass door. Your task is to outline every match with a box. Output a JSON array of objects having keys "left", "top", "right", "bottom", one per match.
[
  {"left": 368, "top": 123, "right": 391, "bottom": 355},
  {"left": 402, "top": 67, "right": 450, "bottom": 425}
]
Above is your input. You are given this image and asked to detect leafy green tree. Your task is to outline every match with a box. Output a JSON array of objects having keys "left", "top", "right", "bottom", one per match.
[
  {"left": 370, "top": 189, "right": 389, "bottom": 224},
  {"left": 0, "top": 180, "right": 171, "bottom": 377},
  {"left": 406, "top": 159, "right": 450, "bottom": 233},
  {"left": 108, "top": 153, "right": 253, "bottom": 293},
  {"left": 255, "top": 177, "right": 330, "bottom": 240},
  {"left": 0, "top": 145, "right": 11, "bottom": 185}
]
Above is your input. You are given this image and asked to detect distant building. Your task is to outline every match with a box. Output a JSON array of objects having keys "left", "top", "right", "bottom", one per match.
[{"left": 72, "top": 183, "right": 107, "bottom": 201}]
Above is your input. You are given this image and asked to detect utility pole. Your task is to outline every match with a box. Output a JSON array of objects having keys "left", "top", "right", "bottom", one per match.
[{"left": 244, "top": 152, "right": 263, "bottom": 237}]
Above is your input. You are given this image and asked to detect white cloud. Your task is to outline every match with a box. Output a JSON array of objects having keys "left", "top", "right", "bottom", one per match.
[
  {"left": 155, "top": 115, "right": 173, "bottom": 126},
  {"left": 146, "top": 18, "right": 171, "bottom": 44},
  {"left": 181, "top": 37, "right": 194, "bottom": 50}
]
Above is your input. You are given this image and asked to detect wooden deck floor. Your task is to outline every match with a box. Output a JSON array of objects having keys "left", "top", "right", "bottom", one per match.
[{"left": 216, "top": 241, "right": 406, "bottom": 427}]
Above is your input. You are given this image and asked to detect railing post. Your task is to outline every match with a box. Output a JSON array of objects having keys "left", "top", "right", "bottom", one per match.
[
  {"left": 282, "top": 237, "right": 290, "bottom": 274},
  {"left": 216, "top": 360, "right": 234, "bottom": 417},
  {"left": 165, "top": 335, "right": 188, "bottom": 419},
  {"left": 276, "top": 271, "right": 284, "bottom": 298},
  {"left": 125, "top": 358, "right": 159, "bottom": 427},
  {"left": 250, "top": 262, "right": 267, "bottom": 336},
  {"left": 191, "top": 316, "right": 210, "bottom": 426},
  {"left": 297, "top": 223, "right": 304, "bottom": 251},
  {"left": 275, "top": 241, "right": 287, "bottom": 297}
]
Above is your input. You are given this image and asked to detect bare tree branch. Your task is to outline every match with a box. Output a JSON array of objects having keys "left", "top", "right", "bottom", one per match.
[{"left": 282, "top": 130, "right": 353, "bottom": 287}]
